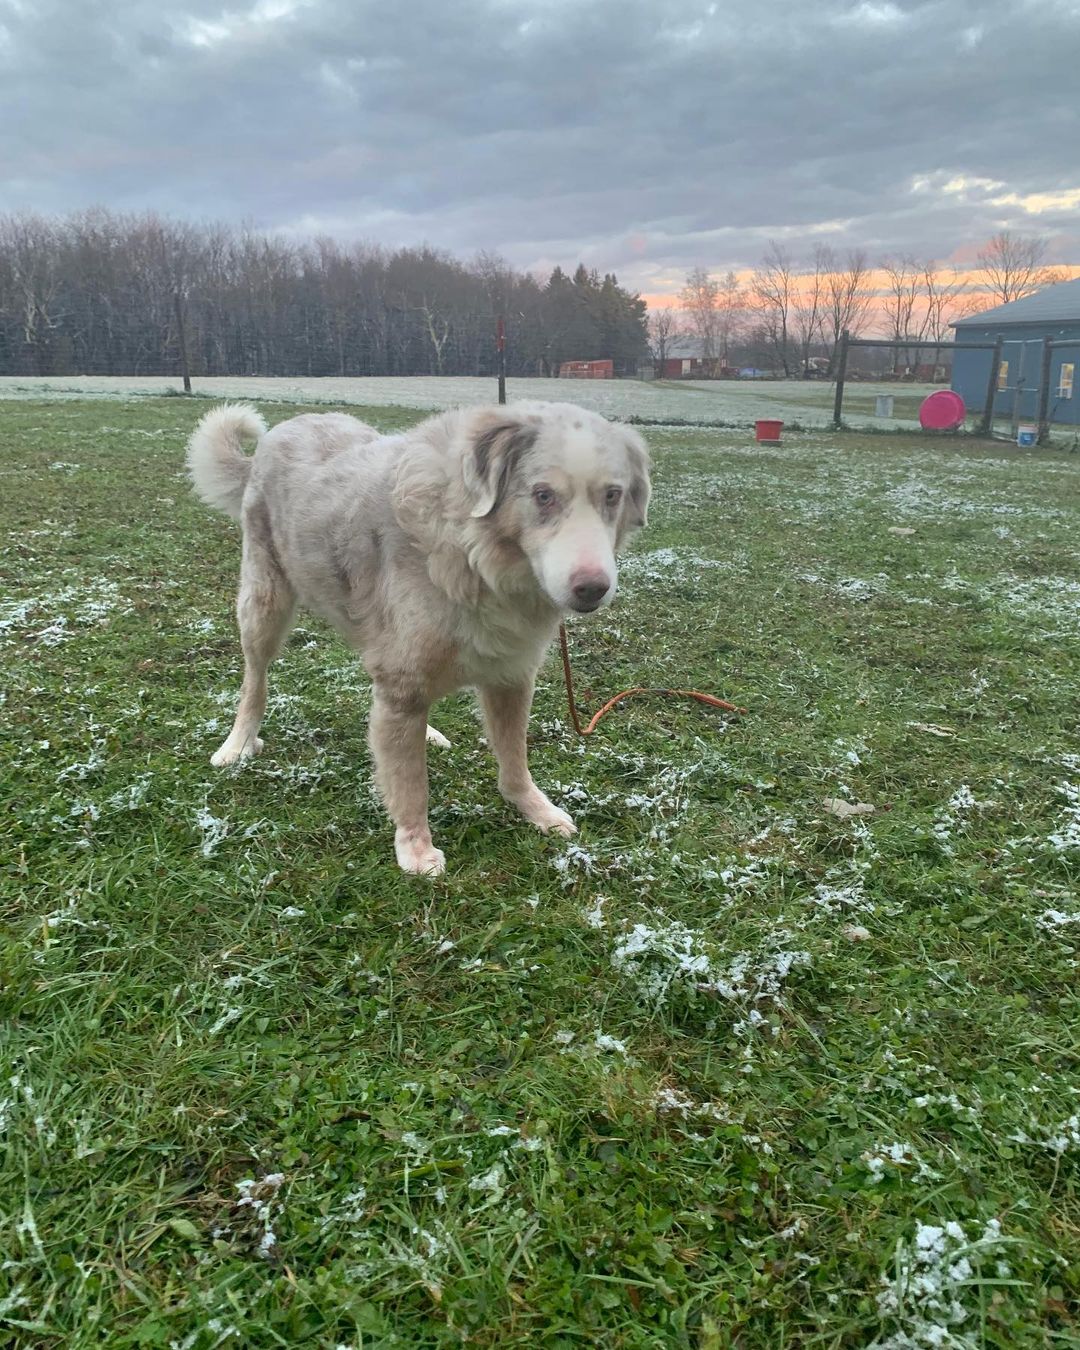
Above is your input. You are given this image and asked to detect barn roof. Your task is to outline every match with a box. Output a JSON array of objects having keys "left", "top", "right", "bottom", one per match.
[
  {"left": 952, "top": 276, "right": 1080, "bottom": 327},
  {"left": 663, "top": 336, "right": 711, "bottom": 357}
]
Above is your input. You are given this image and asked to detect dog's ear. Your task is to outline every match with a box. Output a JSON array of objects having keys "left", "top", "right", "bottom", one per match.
[
  {"left": 463, "top": 412, "right": 539, "bottom": 519},
  {"left": 621, "top": 426, "right": 652, "bottom": 533}
]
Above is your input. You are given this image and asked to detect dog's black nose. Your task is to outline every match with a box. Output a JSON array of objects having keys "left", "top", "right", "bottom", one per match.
[{"left": 571, "top": 577, "right": 609, "bottom": 609}]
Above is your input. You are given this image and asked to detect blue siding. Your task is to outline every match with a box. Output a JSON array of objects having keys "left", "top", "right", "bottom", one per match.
[{"left": 952, "top": 321, "right": 1080, "bottom": 426}]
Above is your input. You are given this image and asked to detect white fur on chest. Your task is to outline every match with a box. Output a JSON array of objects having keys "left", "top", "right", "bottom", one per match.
[{"left": 449, "top": 598, "right": 557, "bottom": 684}]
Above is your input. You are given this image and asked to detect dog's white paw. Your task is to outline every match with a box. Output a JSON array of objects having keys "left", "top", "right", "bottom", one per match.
[
  {"left": 512, "top": 790, "right": 577, "bottom": 837},
  {"left": 537, "top": 807, "right": 578, "bottom": 838},
  {"left": 211, "top": 736, "right": 264, "bottom": 767},
  {"left": 425, "top": 725, "right": 452, "bottom": 749},
  {"left": 395, "top": 830, "right": 446, "bottom": 877}
]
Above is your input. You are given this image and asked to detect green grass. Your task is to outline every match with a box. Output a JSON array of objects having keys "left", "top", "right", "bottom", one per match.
[{"left": 2, "top": 398, "right": 1079, "bottom": 1348}]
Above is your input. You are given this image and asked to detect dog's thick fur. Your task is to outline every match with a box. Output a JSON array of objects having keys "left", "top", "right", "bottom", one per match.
[{"left": 186, "top": 400, "right": 650, "bottom": 874}]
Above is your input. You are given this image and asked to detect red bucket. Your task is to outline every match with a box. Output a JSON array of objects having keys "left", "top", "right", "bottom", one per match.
[{"left": 755, "top": 419, "right": 783, "bottom": 443}]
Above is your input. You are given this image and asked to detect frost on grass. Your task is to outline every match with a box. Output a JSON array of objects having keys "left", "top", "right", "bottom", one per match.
[
  {"left": 610, "top": 914, "right": 810, "bottom": 1022},
  {"left": 930, "top": 784, "right": 986, "bottom": 857},
  {"left": 319, "top": 1185, "right": 368, "bottom": 1235},
  {"left": 1009, "top": 1111, "right": 1080, "bottom": 1156},
  {"left": 620, "top": 545, "right": 731, "bottom": 586},
  {"left": 56, "top": 741, "right": 106, "bottom": 783},
  {"left": 550, "top": 757, "right": 706, "bottom": 886},
  {"left": 1034, "top": 902, "right": 1080, "bottom": 933},
  {"left": 593, "top": 1031, "right": 629, "bottom": 1055},
  {"left": 610, "top": 918, "right": 712, "bottom": 1001},
  {"left": 872, "top": 1218, "right": 1009, "bottom": 1349},
  {"left": 1010, "top": 780, "right": 1080, "bottom": 869},
  {"left": 805, "top": 868, "right": 875, "bottom": 918},
  {"left": 860, "top": 1141, "right": 939, "bottom": 1185},
  {"left": 107, "top": 775, "right": 152, "bottom": 811},
  {"left": 552, "top": 841, "right": 617, "bottom": 882},
  {"left": 581, "top": 895, "right": 609, "bottom": 929},
  {"left": 651, "top": 1086, "right": 729, "bottom": 1123},
  {"left": 194, "top": 806, "right": 230, "bottom": 858},
  {"left": 467, "top": 1163, "right": 506, "bottom": 1201},
  {"left": 993, "top": 574, "right": 1080, "bottom": 638},
  {"left": 798, "top": 572, "right": 887, "bottom": 602},
  {"left": 337, "top": 1215, "right": 458, "bottom": 1299},
  {"left": 0, "top": 579, "right": 131, "bottom": 645},
  {"left": 1, "top": 1071, "right": 59, "bottom": 1149},
  {"left": 0, "top": 371, "right": 945, "bottom": 428},
  {"left": 207, "top": 1006, "right": 243, "bottom": 1037},
  {"left": 230, "top": 1173, "right": 286, "bottom": 1259},
  {"left": 1046, "top": 781, "right": 1080, "bottom": 855}
]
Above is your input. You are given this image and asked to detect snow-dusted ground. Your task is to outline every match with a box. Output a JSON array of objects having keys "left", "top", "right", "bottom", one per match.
[{"left": 0, "top": 373, "right": 938, "bottom": 429}]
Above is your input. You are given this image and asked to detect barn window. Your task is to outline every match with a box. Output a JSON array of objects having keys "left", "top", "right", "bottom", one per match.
[
  {"left": 997, "top": 360, "right": 1009, "bottom": 390},
  {"left": 1059, "top": 363, "right": 1075, "bottom": 399}
]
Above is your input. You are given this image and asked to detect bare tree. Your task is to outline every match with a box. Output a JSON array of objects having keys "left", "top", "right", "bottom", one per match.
[
  {"left": 917, "top": 263, "right": 968, "bottom": 382},
  {"left": 472, "top": 249, "right": 514, "bottom": 312},
  {"left": 792, "top": 246, "right": 828, "bottom": 378},
  {"left": 648, "top": 306, "right": 685, "bottom": 375},
  {"left": 821, "top": 246, "right": 873, "bottom": 373},
  {"left": 880, "top": 254, "right": 930, "bottom": 374},
  {"left": 923, "top": 264, "right": 967, "bottom": 343},
  {"left": 750, "top": 243, "right": 795, "bottom": 376},
  {"left": 3, "top": 213, "right": 64, "bottom": 374},
  {"left": 679, "top": 266, "right": 720, "bottom": 362},
  {"left": 975, "top": 231, "right": 1064, "bottom": 305},
  {"left": 881, "top": 254, "right": 921, "bottom": 340},
  {"left": 715, "top": 269, "right": 744, "bottom": 366}
]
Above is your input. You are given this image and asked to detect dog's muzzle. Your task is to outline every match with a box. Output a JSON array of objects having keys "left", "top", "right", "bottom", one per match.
[{"left": 568, "top": 570, "right": 612, "bottom": 613}]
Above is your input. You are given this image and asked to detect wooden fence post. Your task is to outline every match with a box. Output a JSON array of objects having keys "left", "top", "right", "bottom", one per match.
[
  {"left": 173, "top": 291, "right": 192, "bottom": 394},
  {"left": 831, "top": 330, "right": 849, "bottom": 429},
  {"left": 496, "top": 316, "right": 506, "bottom": 405}
]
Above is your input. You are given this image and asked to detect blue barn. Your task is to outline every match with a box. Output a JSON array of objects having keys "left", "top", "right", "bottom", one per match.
[{"left": 951, "top": 277, "right": 1080, "bottom": 428}]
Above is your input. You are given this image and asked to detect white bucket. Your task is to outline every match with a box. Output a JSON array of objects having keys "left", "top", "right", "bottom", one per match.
[
  {"left": 875, "top": 394, "right": 894, "bottom": 418},
  {"left": 1017, "top": 425, "right": 1037, "bottom": 448}
]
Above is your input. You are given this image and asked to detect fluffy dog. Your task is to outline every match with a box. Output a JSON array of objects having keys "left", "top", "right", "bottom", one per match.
[{"left": 186, "top": 400, "right": 650, "bottom": 875}]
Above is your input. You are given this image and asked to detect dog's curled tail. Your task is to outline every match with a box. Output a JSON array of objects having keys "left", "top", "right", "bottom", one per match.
[{"left": 186, "top": 403, "right": 268, "bottom": 520}]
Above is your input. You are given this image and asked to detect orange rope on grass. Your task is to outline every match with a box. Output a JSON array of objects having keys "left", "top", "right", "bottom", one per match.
[{"left": 557, "top": 623, "right": 747, "bottom": 736}]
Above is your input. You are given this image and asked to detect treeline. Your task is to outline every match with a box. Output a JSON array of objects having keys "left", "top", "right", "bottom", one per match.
[{"left": 0, "top": 210, "right": 649, "bottom": 379}]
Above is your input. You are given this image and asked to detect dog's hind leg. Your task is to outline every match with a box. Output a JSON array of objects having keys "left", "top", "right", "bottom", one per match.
[
  {"left": 212, "top": 543, "right": 296, "bottom": 767},
  {"left": 479, "top": 679, "right": 577, "bottom": 837}
]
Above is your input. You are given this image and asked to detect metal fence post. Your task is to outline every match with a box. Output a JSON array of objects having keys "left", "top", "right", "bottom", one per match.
[
  {"left": 979, "top": 334, "right": 1004, "bottom": 436},
  {"left": 1036, "top": 336, "right": 1054, "bottom": 445}
]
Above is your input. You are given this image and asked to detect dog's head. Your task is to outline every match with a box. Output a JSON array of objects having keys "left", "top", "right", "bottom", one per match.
[{"left": 462, "top": 402, "right": 651, "bottom": 614}]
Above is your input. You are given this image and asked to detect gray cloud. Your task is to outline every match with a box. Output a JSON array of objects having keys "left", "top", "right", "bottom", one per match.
[{"left": 1, "top": 0, "right": 1077, "bottom": 292}]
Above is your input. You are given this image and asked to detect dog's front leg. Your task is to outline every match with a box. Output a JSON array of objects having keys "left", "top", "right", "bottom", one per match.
[
  {"left": 369, "top": 685, "right": 445, "bottom": 876},
  {"left": 479, "top": 679, "right": 577, "bottom": 838}
]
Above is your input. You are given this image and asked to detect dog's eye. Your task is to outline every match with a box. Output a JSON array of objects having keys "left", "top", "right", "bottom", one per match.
[
  {"left": 605, "top": 486, "right": 623, "bottom": 507},
  {"left": 532, "top": 487, "right": 556, "bottom": 508}
]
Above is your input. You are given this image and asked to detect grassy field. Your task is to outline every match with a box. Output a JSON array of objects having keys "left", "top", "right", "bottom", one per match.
[
  {"left": 0, "top": 374, "right": 948, "bottom": 432},
  {"left": 2, "top": 397, "right": 1080, "bottom": 1347},
  {"left": 6, "top": 375, "right": 1078, "bottom": 444}
]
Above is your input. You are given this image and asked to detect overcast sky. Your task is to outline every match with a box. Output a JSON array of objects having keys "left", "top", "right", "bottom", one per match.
[{"left": 2, "top": 0, "right": 1078, "bottom": 298}]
